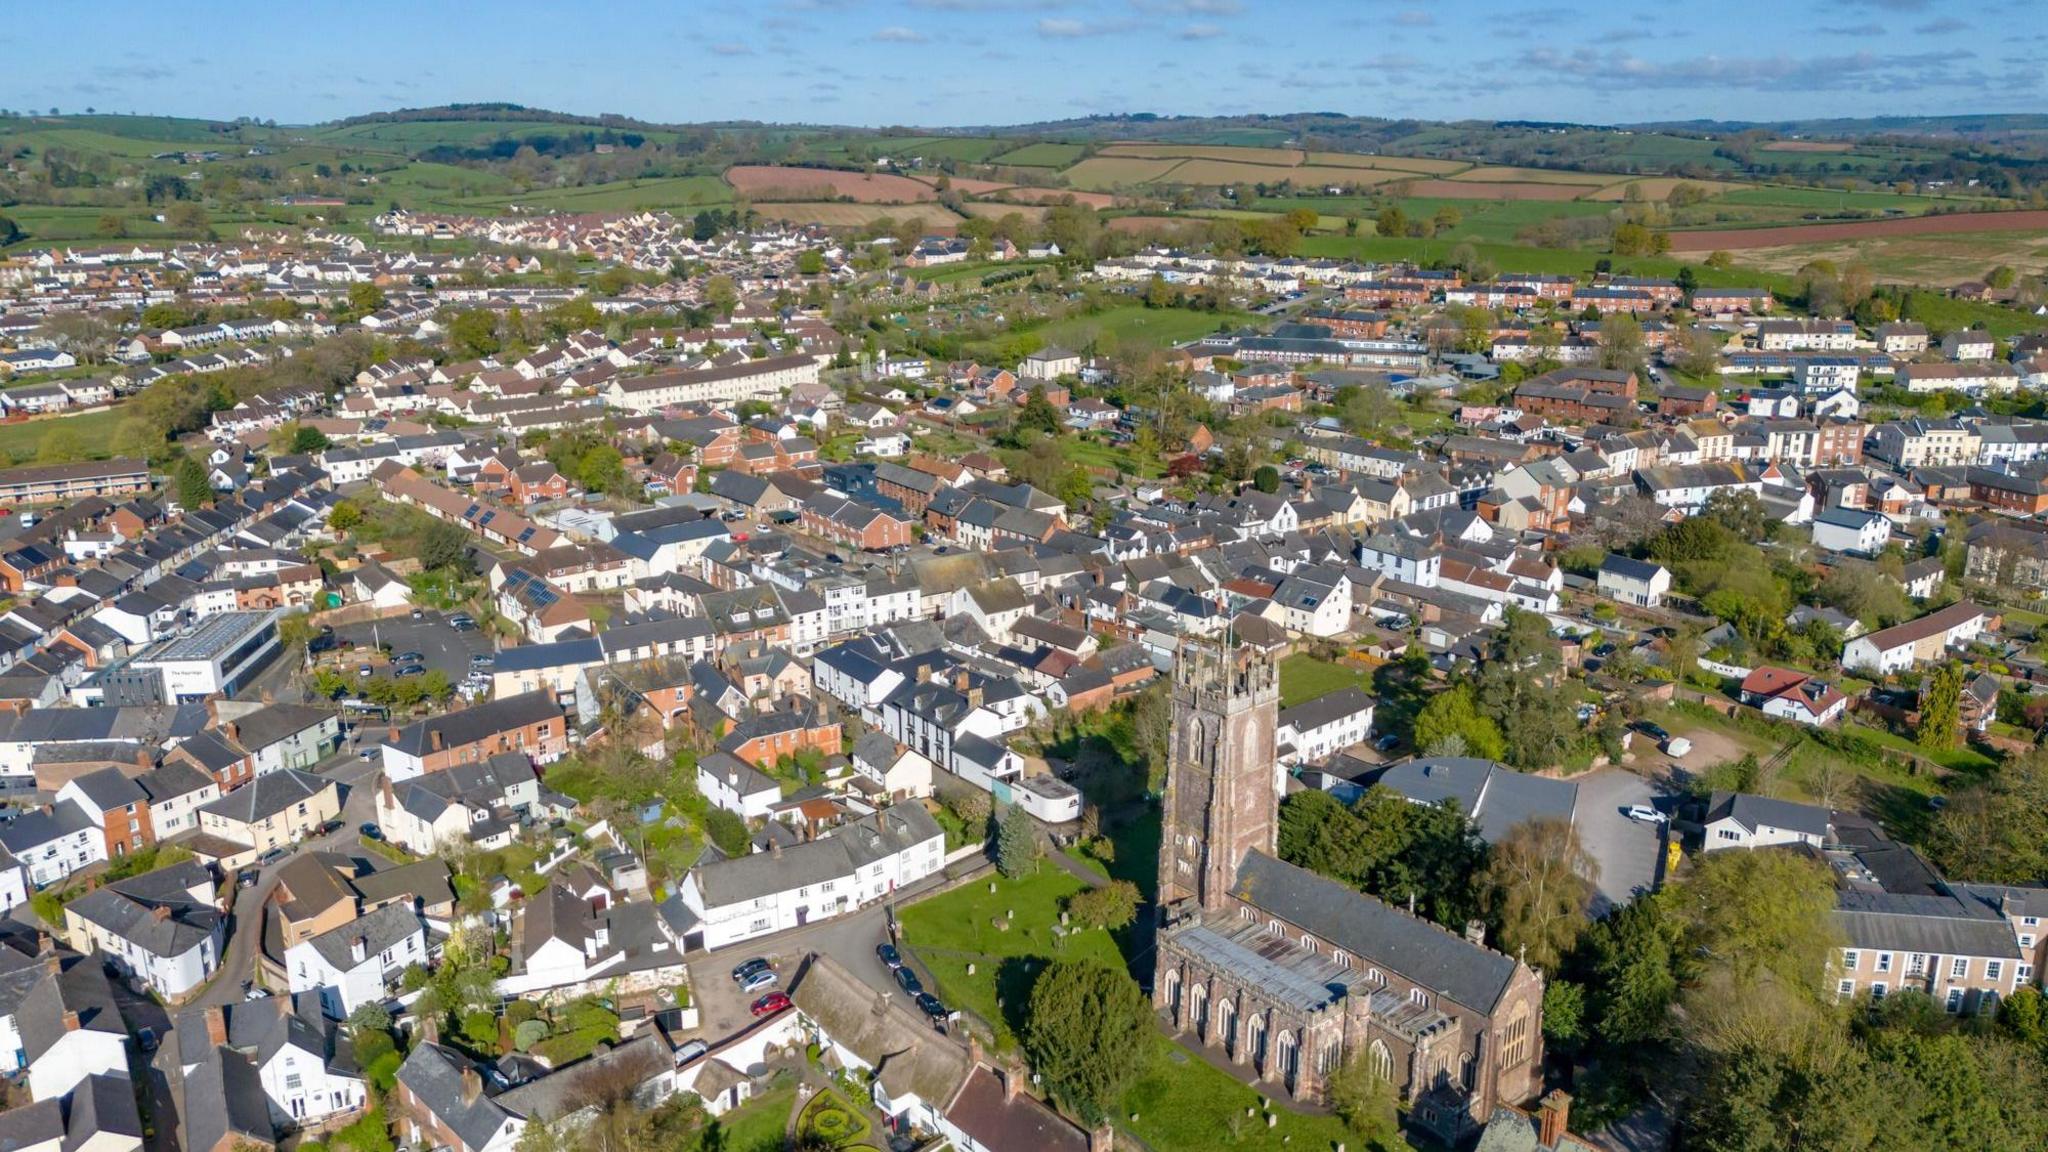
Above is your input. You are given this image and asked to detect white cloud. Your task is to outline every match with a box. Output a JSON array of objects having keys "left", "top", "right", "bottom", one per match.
[
  {"left": 1179, "top": 23, "right": 1224, "bottom": 39},
  {"left": 873, "top": 25, "right": 929, "bottom": 41}
]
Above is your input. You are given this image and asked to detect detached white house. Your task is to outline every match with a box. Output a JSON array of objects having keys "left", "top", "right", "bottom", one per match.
[
  {"left": 1843, "top": 601, "right": 1993, "bottom": 676},
  {"left": 1596, "top": 554, "right": 1671, "bottom": 608},
  {"left": 283, "top": 902, "right": 426, "bottom": 1019},
  {"left": 1702, "top": 791, "right": 1831, "bottom": 851},
  {"left": 1810, "top": 506, "right": 1891, "bottom": 556}
]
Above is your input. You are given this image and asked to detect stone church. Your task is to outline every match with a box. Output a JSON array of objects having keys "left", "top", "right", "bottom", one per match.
[{"left": 1151, "top": 637, "right": 1545, "bottom": 1143}]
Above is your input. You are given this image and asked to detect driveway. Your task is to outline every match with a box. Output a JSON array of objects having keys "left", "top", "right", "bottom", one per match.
[
  {"left": 333, "top": 611, "right": 496, "bottom": 681},
  {"left": 1573, "top": 768, "right": 1670, "bottom": 916}
]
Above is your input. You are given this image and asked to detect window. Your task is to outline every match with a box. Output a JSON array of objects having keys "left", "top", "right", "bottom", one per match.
[
  {"left": 1370, "top": 1040, "right": 1393, "bottom": 1083},
  {"left": 1301, "top": 935, "right": 1315, "bottom": 953},
  {"left": 1988, "top": 961, "right": 2004, "bottom": 982},
  {"left": 1875, "top": 953, "right": 1892, "bottom": 973},
  {"left": 1842, "top": 949, "right": 1859, "bottom": 970},
  {"left": 2026, "top": 917, "right": 2040, "bottom": 928},
  {"left": 1952, "top": 957, "right": 1970, "bottom": 979},
  {"left": 1268, "top": 919, "right": 1282, "bottom": 937},
  {"left": 1837, "top": 979, "right": 1855, "bottom": 1000},
  {"left": 2023, "top": 935, "right": 2036, "bottom": 949},
  {"left": 1334, "top": 951, "right": 1350, "bottom": 970},
  {"left": 1410, "top": 988, "right": 1427, "bottom": 1007},
  {"left": 1499, "top": 1007, "right": 1532, "bottom": 1070},
  {"left": 1946, "top": 987, "right": 1964, "bottom": 1013},
  {"left": 1870, "top": 983, "right": 1887, "bottom": 1001},
  {"left": 285, "top": 1073, "right": 302, "bottom": 1090}
]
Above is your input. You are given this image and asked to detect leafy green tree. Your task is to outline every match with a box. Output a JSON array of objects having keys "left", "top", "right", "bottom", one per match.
[
  {"left": 1016, "top": 385, "right": 1063, "bottom": 437},
  {"left": 1480, "top": 816, "right": 1597, "bottom": 973},
  {"left": 1374, "top": 205, "right": 1408, "bottom": 238},
  {"left": 1542, "top": 979, "right": 1587, "bottom": 1050},
  {"left": 1675, "top": 848, "right": 1841, "bottom": 995},
  {"left": 1251, "top": 465, "right": 1280, "bottom": 493},
  {"left": 705, "top": 808, "right": 750, "bottom": 857},
  {"left": 1066, "top": 879, "right": 1140, "bottom": 931},
  {"left": 417, "top": 520, "right": 474, "bottom": 575},
  {"left": 345, "top": 282, "right": 386, "bottom": 316},
  {"left": 449, "top": 310, "right": 501, "bottom": 358},
  {"left": 292, "top": 425, "right": 332, "bottom": 454},
  {"left": 703, "top": 275, "right": 740, "bottom": 318},
  {"left": 1325, "top": 1050, "right": 1402, "bottom": 1148},
  {"left": 796, "top": 249, "right": 825, "bottom": 275},
  {"left": 1928, "top": 746, "right": 2048, "bottom": 884},
  {"left": 996, "top": 802, "right": 1038, "bottom": 878},
  {"left": 1022, "top": 961, "right": 1151, "bottom": 1124},
  {"left": 576, "top": 444, "right": 626, "bottom": 494},
  {"left": 328, "top": 500, "right": 364, "bottom": 533},
  {"left": 174, "top": 455, "right": 213, "bottom": 510},
  {"left": 1918, "top": 662, "right": 1964, "bottom": 750},
  {"left": 1413, "top": 684, "right": 1507, "bottom": 760}
]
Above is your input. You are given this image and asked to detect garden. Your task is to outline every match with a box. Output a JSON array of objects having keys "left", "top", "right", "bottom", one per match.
[{"left": 797, "top": 1088, "right": 873, "bottom": 1148}]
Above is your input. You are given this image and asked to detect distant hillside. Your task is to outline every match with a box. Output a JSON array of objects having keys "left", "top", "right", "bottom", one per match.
[{"left": 327, "top": 103, "right": 674, "bottom": 132}]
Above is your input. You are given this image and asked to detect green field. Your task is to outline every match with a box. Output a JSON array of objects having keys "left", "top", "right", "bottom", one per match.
[
  {"left": 897, "top": 863, "right": 1126, "bottom": 1047},
  {"left": 993, "top": 142, "right": 1089, "bottom": 168},
  {"left": 1121, "top": 1032, "right": 1358, "bottom": 1152},
  {"left": 973, "top": 304, "right": 1259, "bottom": 360},
  {"left": 1293, "top": 233, "right": 1799, "bottom": 294},
  {"left": 1277, "top": 654, "right": 1374, "bottom": 710},
  {"left": 0, "top": 407, "right": 135, "bottom": 467},
  {"left": 687, "top": 1084, "right": 794, "bottom": 1152},
  {"left": 869, "top": 135, "right": 1015, "bottom": 164}
]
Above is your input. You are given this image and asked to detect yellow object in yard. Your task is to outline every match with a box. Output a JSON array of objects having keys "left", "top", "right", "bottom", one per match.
[{"left": 1665, "top": 839, "right": 1683, "bottom": 875}]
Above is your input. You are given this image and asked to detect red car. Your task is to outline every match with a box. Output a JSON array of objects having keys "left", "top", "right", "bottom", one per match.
[{"left": 751, "top": 992, "right": 792, "bottom": 1017}]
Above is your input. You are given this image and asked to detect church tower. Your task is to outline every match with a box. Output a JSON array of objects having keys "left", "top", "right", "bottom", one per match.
[{"left": 1158, "top": 634, "right": 1281, "bottom": 915}]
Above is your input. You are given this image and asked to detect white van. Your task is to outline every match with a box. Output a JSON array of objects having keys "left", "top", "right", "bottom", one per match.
[{"left": 1664, "top": 736, "right": 1692, "bottom": 758}]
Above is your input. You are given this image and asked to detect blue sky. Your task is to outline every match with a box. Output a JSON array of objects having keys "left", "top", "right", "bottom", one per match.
[{"left": 3, "top": 0, "right": 2037, "bottom": 128}]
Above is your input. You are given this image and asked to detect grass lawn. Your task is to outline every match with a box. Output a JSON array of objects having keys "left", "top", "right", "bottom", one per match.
[
  {"left": 1120, "top": 1032, "right": 1359, "bottom": 1152},
  {"left": 971, "top": 304, "right": 1259, "bottom": 360},
  {"left": 1277, "top": 654, "right": 1374, "bottom": 710},
  {"left": 689, "top": 1083, "right": 794, "bottom": 1152},
  {"left": 897, "top": 863, "right": 1125, "bottom": 1048},
  {"left": 0, "top": 407, "right": 135, "bottom": 466}
]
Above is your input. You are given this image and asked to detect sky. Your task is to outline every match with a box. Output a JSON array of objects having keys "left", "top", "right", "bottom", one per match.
[{"left": 3, "top": 0, "right": 2040, "bottom": 128}]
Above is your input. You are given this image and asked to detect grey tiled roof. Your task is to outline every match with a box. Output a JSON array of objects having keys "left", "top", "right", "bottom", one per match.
[
  {"left": 1835, "top": 890, "right": 2019, "bottom": 960},
  {"left": 1233, "top": 851, "right": 1519, "bottom": 1012}
]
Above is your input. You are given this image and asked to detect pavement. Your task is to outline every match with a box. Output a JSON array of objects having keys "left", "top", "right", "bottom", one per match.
[
  {"left": 332, "top": 609, "right": 497, "bottom": 682},
  {"left": 1573, "top": 767, "right": 1673, "bottom": 917}
]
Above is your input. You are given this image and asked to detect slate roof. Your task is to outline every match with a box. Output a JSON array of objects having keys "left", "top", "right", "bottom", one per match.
[
  {"left": 1276, "top": 685, "right": 1375, "bottom": 736},
  {"left": 396, "top": 1043, "right": 520, "bottom": 1152},
  {"left": 197, "top": 767, "right": 331, "bottom": 825},
  {"left": 296, "top": 901, "right": 422, "bottom": 972},
  {"left": 693, "top": 803, "right": 941, "bottom": 906},
  {"left": 1232, "top": 850, "right": 1519, "bottom": 1012},
  {"left": 62, "top": 860, "right": 220, "bottom": 959},
  {"left": 1705, "top": 791, "right": 1831, "bottom": 839},
  {"left": 1835, "top": 890, "right": 2020, "bottom": 959},
  {"left": 382, "top": 690, "right": 560, "bottom": 757},
  {"left": 1370, "top": 758, "right": 1578, "bottom": 844}
]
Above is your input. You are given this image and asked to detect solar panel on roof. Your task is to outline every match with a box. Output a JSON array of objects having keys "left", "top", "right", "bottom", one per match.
[{"left": 479, "top": 510, "right": 497, "bottom": 525}]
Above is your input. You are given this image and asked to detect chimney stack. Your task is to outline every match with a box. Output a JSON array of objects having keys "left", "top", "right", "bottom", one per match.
[
  {"left": 379, "top": 776, "right": 395, "bottom": 806},
  {"left": 205, "top": 1005, "right": 228, "bottom": 1046},
  {"left": 430, "top": 730, "right": 445, "bottom": 753},
  {"left": 1001, "top": 1064, "right": 1022, "bottom": 1102},
  {"left": 351, "top": 936, "right": 368, "bottom": 964},
  {"left": 916, "top": 665, "right": 931, "bottom": 684},
  {"left": 768, "top": 837, "right": 782, "bottom": 859},
  {"left": 967, "top": 686, "right": 984, "bottom": 709},
  {"left": 954, "top": 670, "right": 970, "bottom": 693},
  {"left": 1538, "top": 1090, "right": 1572, "bottom": 1150},
  {"left": 42, "top": 955, "right": 61, "bottom": 976},
  {"left": 461, "top": 1067, "right": 483, "bottom": 1106},
  {"left": 61, "top": 1011, "right": 80, "bottom": 1033},
  {"left": 386, "top": 726, "right": 400, "bottom": 744},
  {"left": 153, "top": 905, "right": 172, "bottom": 922},
  {"left": 35, "top": 931, "right": 50, "bottom": 956},
  {"left": 1464, "top": 920, "right": 1486, "bottom": 948}
]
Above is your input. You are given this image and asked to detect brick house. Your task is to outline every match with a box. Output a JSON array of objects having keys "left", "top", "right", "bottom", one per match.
[
  {"left": 717, "top": 702, "right": 840, "bottom": 768},
  {"left": 377, "top": 690, "right": 567, "bottom": 782},
  {"left": 507, "top": 463, "right": 570, "bottom": 505}
]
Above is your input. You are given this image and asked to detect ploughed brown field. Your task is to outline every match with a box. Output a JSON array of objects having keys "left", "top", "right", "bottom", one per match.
[
  {"left": 724, "top": 166, "right": 935, "bottom": 203},
  {"left": 1666, "top": 210, "right": 2048, "bottom": 252},
  {"left": 991, "top": 187, "right": 1118, "bottom": 209}
]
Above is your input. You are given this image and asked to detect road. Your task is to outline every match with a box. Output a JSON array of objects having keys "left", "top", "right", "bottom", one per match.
[
  {"left": 189, "top": 746, "right": 384, "bottom": 1010},
  {"left": 683, "top": 855, "right": 990, "bottom": 1040}
]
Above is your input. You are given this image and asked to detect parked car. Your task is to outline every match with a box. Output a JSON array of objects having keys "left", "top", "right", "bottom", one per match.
[
  {"left": 893, "top": 966, "right": 922, "bottom": 996},
  {"left": 1624, "top": 805, "right": 1669, "bottom": 825},
  {"left": 1663, "top": 736, "right": 1692, "bottom": 758},
  {"left": 394, "top": 664, "right": 426, "bottom": 679},
  {"left": 450, "top": 614, "right": 477, "bottom": 631},
  {"left": 1634, "top": 721, "right": 1671, "bottom": 743},
  {"left": 360, "top": 823, "right": 383, "bottom": 840},
  {"left": 877, "top": 943, "right": 901, "bottom": 969},
  {"left": 257, "top": 847, "right": 289, "bottom": 868},
  {"left": 244, "top": 985, "right": 271, "bottom": 1001},
  {"left": 914, "top": 993, "right": 948, "bottom": 1021},
  {"left": 750, "top": 992, "right": 791, "bottom": 1017},
  {"left": 394, "top": 651, "right": 425, "bottom": 666},
  {"left": 470, "top": 653, "right": 495, "bottom": 667},
  {"left": 730, "top": 957, "right": 772, "bottom": 983},
  {"left": 675, "top": 1039, "right": 709, "bottom": 1064}
]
